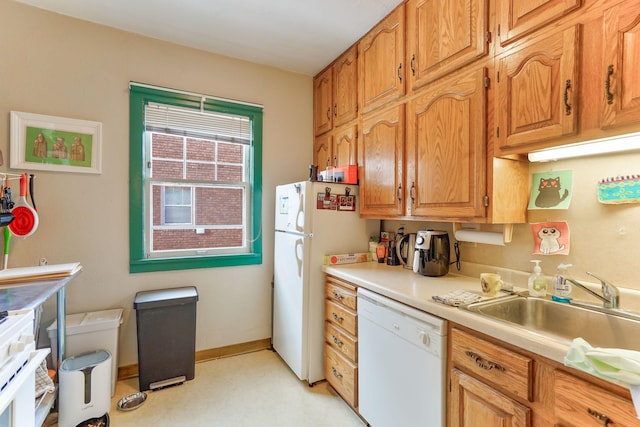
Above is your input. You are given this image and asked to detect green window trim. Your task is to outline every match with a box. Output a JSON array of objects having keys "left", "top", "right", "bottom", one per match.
[{"left": 129, "top": 84, "right": 263, "bottom": 273}]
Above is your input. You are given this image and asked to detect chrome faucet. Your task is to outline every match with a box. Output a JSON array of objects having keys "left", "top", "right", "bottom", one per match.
[{"left": 558, "top": 271, "right": 620, "bottom": 309}]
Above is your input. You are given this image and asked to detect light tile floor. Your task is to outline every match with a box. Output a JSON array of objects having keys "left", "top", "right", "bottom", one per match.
[{"left": 47, "top": 349, "right": 365, "bottom": 427}]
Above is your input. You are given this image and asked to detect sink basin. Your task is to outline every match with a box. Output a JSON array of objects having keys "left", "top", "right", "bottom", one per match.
[{"left": 463, "top": 295, "right": 640, "bottom": 351}]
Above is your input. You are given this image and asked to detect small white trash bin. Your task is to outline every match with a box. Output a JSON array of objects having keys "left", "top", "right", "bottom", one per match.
[
  {"left": 58, "top": 350, "right": 111, "bottom": 427},
  {"left": 47, "top": 308, "right": 123, "bottom": 396}
]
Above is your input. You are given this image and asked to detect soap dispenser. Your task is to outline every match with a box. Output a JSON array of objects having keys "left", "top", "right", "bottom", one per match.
[
  {"left": 552, "top": 263, "right": 573, "bottom": 302},
  {"left": 528, "top": 260, "right": 548, "bottom": 297}
]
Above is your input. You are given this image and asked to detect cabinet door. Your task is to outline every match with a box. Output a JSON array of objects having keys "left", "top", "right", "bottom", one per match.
[
  {"left": 314, "top": 67, "right": 333, "bottom": 136},
  {"left": 325, "top": 344, "right": 357, "bottom": 408},
  {"left": 406, "top": 67, "right": 487, "bottom": 219},
  {"left": 358, "top": 105, "right": 405, "bottom": 217},
  {"left": 333, "top": 124, "right": 357, "bottom": 167},
  {"left": 333, "top": 46, "right": 358, "bottom": 127},
  {"left": 358, "top": 5, "right": 405, "bottom": 114},
  {"left": 496, "top": 0, "right": 581, "bottom": 47},
  {"left": 555, "top": 370, "right": 638, "bottom": 426},
  {"left": 313, "top": 132, "right": 332, "bottom": 171},
  {"left": 496, "top": 25, "right": 580, "bottom": 153},
  {"left": 601, "top": 2, "right": 640, "bottom": 129},
  {"left": 406, "top": 0, "right": 489, "bottom": 90},
  {"left": 449, "top": 368, "right": 530, "bottom": 427}
]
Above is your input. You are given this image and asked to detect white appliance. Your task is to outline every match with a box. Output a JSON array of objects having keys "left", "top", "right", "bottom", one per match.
[
  {"left": 273, "top": 181, "right": 378, "bottom": 384},
  {"left": 58, "top": 350, "right": 111, "bottom": 427},
  {"left": 0, "top": 309, "right": 50, "bottom": 427},
  {"left": 358, "top": 288, "right": 447, "bottom": 427}
]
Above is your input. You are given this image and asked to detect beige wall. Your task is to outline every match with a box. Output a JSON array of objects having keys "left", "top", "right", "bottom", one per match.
[
  {"left": 4, "top": 1, "right": 640, "bottom": 372},
  {"left": 0, "top": 2, "right": 313, "bottom": 366},
  {"left": 384, "top": 150, "right": 640, "bottom": 291}
]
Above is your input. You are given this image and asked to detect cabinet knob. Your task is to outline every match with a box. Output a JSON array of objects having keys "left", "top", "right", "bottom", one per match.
[
  {"left": 563, "top": 79, "right": 572, "bottom": 116},
  {"left": 332, "top": 335, "right": 344, "bottom": 347},
  {"left": 332, "top": 291, "right": 344, "bottom": 300},
  {"left": 331, "top": 367, "right": 343, "bottom": 379},
  {"left": 587, "top": 408, "right": 611, "bottom": 426},
  {"left": 332, "top": 312, "right": 344, "bottom": 323},
  {"left": 465, "top": 350, "right": 505, "bottom": 372},
  {"left": 605, "top": 64, "right": 614, "bottom": 105},
  {"left": 410, "top": 182, "right": 416, "bottom": 204}
]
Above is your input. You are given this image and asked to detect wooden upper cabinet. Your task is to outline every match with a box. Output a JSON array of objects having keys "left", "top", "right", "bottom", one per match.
[
  {"left": 358, "top": 5, "right": 405, "bottom": 114},
  {"left": 314, "top": 67, "right": 333, "bottom": 136},
  {"left": 333, "top": 46, "right": 358, "bottom": 127},
  {"left": 314, "top": 46, "right": 358, "bottom": 136},
  {"left": 406, "top": 0, "right": 490, "bottom": 90},
  {"left": 333, "top": 124, "right": 357, "bottom": 167},
  {"left": 358, "top": 105, "right": 405, "bottom": 217},
  {"left": 406, "top": 67, "right": 487, "bottom": 220},
  {"left": 496, "top": 0, "right": 582, "bottom": 47},
  {"left": 313, "top": 132, "right": 332, "bottom": 171},
  {"left": 496, "top": 25, "right": 581, "bottom": 153},
  {"left": 600, "top": 1, "right": 640, "bottom": 129},
  {"left": 314, "top": 124, "right": 357, "bottom": 171}
]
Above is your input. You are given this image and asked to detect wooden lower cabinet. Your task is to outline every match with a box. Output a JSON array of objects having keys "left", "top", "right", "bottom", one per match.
[
  {"left": 324, "top": 344, "right": 357, "bottom": 408},
  {"left": 448, "top": 325, "right": 638, "bottom": 427},
  {"left": 324, "top": 275, "right": 359, "bottom": 409},
  {"left": 450, "top": 368, "right": 530, "bottom": 427},
  {"left": 555, "top": 370, "right": 638, "bottom": 427}
]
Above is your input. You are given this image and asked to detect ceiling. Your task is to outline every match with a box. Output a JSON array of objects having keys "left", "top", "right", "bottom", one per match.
[{"left": 15, "top": 0, "right": 404, "bottom": 76}]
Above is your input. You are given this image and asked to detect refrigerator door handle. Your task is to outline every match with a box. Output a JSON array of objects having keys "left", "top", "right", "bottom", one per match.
[
  {"left": 275, "top": 229, "right": 313, "bottom": 238},
  {"left": 295, "top": 238, "right": 304, "bottom": 277}
]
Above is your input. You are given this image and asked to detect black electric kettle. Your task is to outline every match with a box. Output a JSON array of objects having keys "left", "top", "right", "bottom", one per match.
[
  {"left": 395, "top": 233, "right": 417, "bottom": 270},
  {"left": 413, "top": 230, "right": 450, "bottom": 277}
]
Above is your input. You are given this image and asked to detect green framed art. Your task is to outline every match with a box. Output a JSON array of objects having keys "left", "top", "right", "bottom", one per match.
[{"left": 10, "top": 111, "right": 102, "bottom": 174}]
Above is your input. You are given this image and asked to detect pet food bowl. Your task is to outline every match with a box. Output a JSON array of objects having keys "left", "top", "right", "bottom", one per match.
[{"left": 117, "top": 392, "right": 147, "bottom": 411}]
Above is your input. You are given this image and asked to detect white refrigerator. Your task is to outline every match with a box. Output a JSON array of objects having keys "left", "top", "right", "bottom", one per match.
[{"left": 273, "top": 181, "right": 379, "bottom": 384}]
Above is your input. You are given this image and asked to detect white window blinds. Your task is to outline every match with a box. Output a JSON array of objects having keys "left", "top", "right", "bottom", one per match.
[{"left": 145, "top": 102, "right": 252, "bottom": 144}]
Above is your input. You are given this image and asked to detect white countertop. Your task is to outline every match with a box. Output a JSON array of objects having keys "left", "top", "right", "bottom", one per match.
[{"left": 323, "top": 262, "right": 575, "bottom": 364}]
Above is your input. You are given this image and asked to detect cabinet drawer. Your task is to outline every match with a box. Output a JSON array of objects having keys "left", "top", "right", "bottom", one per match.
[
  {"left": 325, "top": 321, "right": 357, "bottom": 362},
  {"left": 555, "top": 370, "right": 637, "bottom": 426},
  {"left": 325, "top": 299, "right": 357, "bottom": 336},
  {"left": 325, "top": 344, "right": 357, "bottom": 408},
  {"left": 451, "top": 328, "right": 533, "bottom": 401},
  {"left": 325, "top": 277, "right": 357, "bottom": 310}
]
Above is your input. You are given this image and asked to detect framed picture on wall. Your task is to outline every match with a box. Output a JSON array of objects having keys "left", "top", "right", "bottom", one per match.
[{"left": 10, "top": 111, "right": 102, "bottom": 174}]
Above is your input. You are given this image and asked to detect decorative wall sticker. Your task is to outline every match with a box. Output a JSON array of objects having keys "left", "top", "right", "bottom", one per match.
[
  {"left": 528, "top": 170, "right": 573, "bottom": 210},
  {"left": 530, "top": 221, "right": 570, "bottom": 255},
  {"left": 597, "top": 175, "right": 640, "bottom": 204}
]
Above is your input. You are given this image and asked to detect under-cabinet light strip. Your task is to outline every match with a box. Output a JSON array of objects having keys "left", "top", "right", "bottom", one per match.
[{"left": 528, "top": 132, "right": 640, "bottom": 162}]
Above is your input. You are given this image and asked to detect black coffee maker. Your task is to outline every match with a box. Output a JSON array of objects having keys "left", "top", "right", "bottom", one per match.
[{"left": 413, "top": 230, "right": 450, "bottom": 277}]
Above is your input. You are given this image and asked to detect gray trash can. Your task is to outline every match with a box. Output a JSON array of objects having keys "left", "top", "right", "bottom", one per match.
[{"left": 133, "top": 286, "right": 198, "bottom": 391}]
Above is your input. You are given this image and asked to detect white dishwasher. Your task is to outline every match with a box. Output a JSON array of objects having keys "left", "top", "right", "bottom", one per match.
[{"left": 358, "top": 288, "right": 447, "bottom": 427}]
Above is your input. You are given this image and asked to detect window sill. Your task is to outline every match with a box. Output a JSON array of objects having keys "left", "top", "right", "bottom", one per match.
[{"left": 130, "top": 252, "right": 262, "bottom": 273}]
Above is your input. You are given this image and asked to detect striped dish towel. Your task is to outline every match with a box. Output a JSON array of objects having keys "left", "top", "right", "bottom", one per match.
[{"left": 432, "top": 289, "right": 482, "bottom": 307}]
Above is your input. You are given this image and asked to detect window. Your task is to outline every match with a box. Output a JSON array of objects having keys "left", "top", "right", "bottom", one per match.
[{"left": 129, "top": 83, "right": 263, "bottom": 273}]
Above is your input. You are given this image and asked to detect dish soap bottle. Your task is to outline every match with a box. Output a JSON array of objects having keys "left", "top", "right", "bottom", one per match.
[
  {"left": 528, "top": 260, "right": 548, "bottom": 297},
  {"left": 552, "top": 263, "right": 573, "bottom": 302}
]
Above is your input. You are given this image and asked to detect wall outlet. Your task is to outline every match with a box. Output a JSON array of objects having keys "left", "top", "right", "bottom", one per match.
[{"left": 39, "top": 257, "right": 48, "bottom": 266}]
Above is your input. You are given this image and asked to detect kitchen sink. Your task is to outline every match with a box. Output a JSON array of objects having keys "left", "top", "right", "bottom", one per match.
[{"left": 462, "top": 295, "right": 640, "bottom": 351}]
